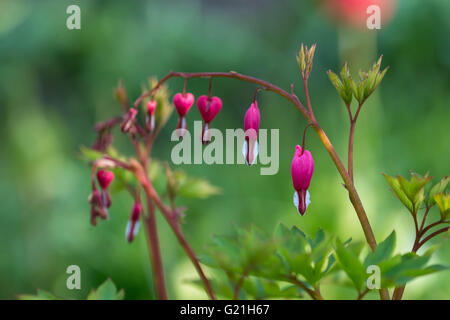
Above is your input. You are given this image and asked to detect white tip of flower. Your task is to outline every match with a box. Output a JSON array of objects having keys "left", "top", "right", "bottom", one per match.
[
  {"left": 305, "top": 190, "right": 311, "bottom": 208},
  {"left": 293, "top": 190, "right": 311, "bottom": 215},
  {"left": 125, "top": 220, "right": 140, "bottom": 242},
  {"left": 242, "top": 139, "right": 259, "bottom": 166},
  {"left": 150, "top": 116, "right": 155, "bottom": 132}
]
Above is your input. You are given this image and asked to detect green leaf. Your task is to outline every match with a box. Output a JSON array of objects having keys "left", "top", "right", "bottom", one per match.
[
  {"left": 429, "top": 176, "right": 449, "bottom": 206},
  {"left": 177, "top": 175, "right": 221, "bottom": 199},
  {"left": 18, "top": 289, "right": 57, "bottom": 300},
  {"left": 397, "top": 173, "right": 431, "bottom": 206},
  {"left": 334, "top": 240, "right": 366, "bottom": 292},
  {"left": 88, "top": 279, "right": 124, "bottom": 300},
  {"left": 364, "top": 231, "right": 396, "bottom": 267},
  {"left": 379, "top": 253, "right": 448, "bottom": 287},
  {"left": 434, "top": 193, "right": 450, "bottom": 221},
  {"left": 383, "top": 173, "right": 413, "bottom": 212},
  {"left": 79, "top": 145, "right": 105, "bottom": 162}
]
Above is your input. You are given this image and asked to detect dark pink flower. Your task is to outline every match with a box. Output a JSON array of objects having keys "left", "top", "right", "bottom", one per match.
[
  {"left": 97, "top": 170, "right": 115, "bottom": 190},
  {"left": 197, "top": 95, "right": 222, "bottom": 144},
  {"left": 173, "top": 93, "right": 195, "bottom": 136},
  {"left": 291, "top": 145, "right": 314, "bottom": 216},
  {"left": 147, "top": 100, "right": 157, "bottom": 115},
  {"left": 242, "top": 101, "right": 260, "bottom": 166},
  {"left": 126, "top": 202, "right": 142, "bottom": 243},
  {"left": 146, "top": 100, "right": 157, "bottom": 132}
]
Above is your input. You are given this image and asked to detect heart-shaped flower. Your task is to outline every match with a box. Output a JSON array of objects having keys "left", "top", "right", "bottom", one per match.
[
  {"left": 197, "top": 95, "right": 222, "bottom": 144},
  {"left": 197, "top": 95, "right": 222, "bottom": 123},
  {"left": 173, "top": 93, "right": 195, "bottom": 117},
  {"left": 97, "top": 170, "right": 115, "bottom": 190}
]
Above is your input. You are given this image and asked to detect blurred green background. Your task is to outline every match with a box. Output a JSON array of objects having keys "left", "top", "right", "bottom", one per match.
[{"left": 0, "top": 0, "right": 449, "bottom": 299}]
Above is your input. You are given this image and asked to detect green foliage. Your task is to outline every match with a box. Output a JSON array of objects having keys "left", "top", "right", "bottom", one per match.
[
  {"left": 199, "top": 224, "right": 336, "bottom": 299},
  {"left": 18, "top": 279, "right": 125, "bottom": 300},
  {"left": 383, "top": 172, "right": 436, "bottom": 214},
  {"left": 328, "top": 56, "right": 388, "bottom": 106},
  {"left": 87, "top": 279, "right": 125, "bottom": 300},
  {"left": 428, "top": 176, "right": 449, "bottom": 206},
  {"left": 18, "top": 289, "right": 57, "bottom": 300},
  {"left": 434, "top": 193, "right": 450, "bottom": 221},
  {"left": 199, "top": 225, "right": 448, "bottom": 299}
]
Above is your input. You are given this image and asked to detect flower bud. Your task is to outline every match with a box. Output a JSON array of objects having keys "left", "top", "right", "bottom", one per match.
[
  {"left": 126, "top": 203, "right": 142, "bottom": 243},
  {"left": 291, "top": 145, "right": 314, "bottom": 216},
  {"left": 146, "top": 100, "right": 157, "bottom": 132},
  {"left": 242, "top": 101, "right": 260, "bottom": 166}
]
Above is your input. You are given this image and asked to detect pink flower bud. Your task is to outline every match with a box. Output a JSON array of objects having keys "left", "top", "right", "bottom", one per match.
[
  {"left": 173, "top": 93, "right": 194, "bottom": 117},
  {"left": 146, "top": 100, "right": 157, "bottom": 133},
  {"left": 147, "top": 100, "right": 157, "bottom": 115},
  {"left": 242, "top": 101, "right": 260, "bottom": 166},
  {"left": 291, "top": 145, "right": 314, "bottom": 216},
  {"left": 97, "top": 170, "right": 115, "bottom": 190},
  {"left": 126, "top": 203, "right": 142, "bottom": 243}
]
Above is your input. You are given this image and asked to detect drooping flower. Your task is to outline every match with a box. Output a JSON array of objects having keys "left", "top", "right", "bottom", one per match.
[
  {"left": 146, "top": 100, "right": 157, "bottom": 132},
  {"left": 173, "top": 92, "right": 195, "bottom": 136},
  {"left": 196, "top": 95, "right": 222, "bottom": 144},
  {"left": 96, "top": 169, "right": 114, "bottom": 213},
  {"left": 120, "top": 108, "right": 138, "bottom": 133},
  {"left": 97, "top": 169, "right": 115, "bottom": 190},
  {"left": 88, "top": 189, "right": 108, "bottom": 225},
  {"left": 291, "top": 145, "right": 314, "bottom": 216},
  {"left": 242, "top": 101, "right": 260, "bottom": 166},
  {"left": 126, "top": 202, "right": 142, "bottom": 243}
]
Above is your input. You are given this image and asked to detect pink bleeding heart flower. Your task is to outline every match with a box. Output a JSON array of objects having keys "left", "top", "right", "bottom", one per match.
[
  {"left": 96, "top": 169, "right": 114, "bottom": 212},
  {"left": 126, "top": 202, "right": 142, "bottom": 243},
  {"left": 242, "top": 101, "right": 260, "bottom": 166},
  {"left": 291, "top": 145, "right": 314, "bottom": 216},
  {"left": 197, "top": 95, "right": 222, "bottom": 144},
  {"left": 146, "top": 100, "right": 157, "bottom": 132},
  {"left": 173, "top": 93, "right": 194, "bottom": 136},
  {"left": 97, "top": 170, "right": 115, "bottom": 190}
]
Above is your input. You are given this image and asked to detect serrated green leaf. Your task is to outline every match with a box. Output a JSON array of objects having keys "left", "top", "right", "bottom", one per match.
[
  {"left": 364, "top": 231, "right": 396, "bottom": 267},
  {"left": 429, "top": 176, "right": 449, "bottom": 206},
  {"left": 334, "top": 240, "right": 366, "bottom": 292},
  {"left": 91, "top": 279, "right": 122, "bottom": 300},
  {"left": 434, "top": 193, "right": 450, "bottom": 220},
  {"left": 397, "top": 174, "right": 432, "bottom": 206},
  {"left": 383, "top": 173, "right": 413, "bottom": 212}
]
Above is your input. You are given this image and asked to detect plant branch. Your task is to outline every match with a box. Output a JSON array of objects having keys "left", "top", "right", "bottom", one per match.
[
  {"left": 134, "top": 70, "right": 388, "bottom": 299},
  {"left": 285, "top": 275, "right": 323, "bottom": 300},
  {"left": 143, "top": 193, "right": 167, "bottom": 299},
  {"left": 129, "top": 159, "right": 216, "bottom": 300}
]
